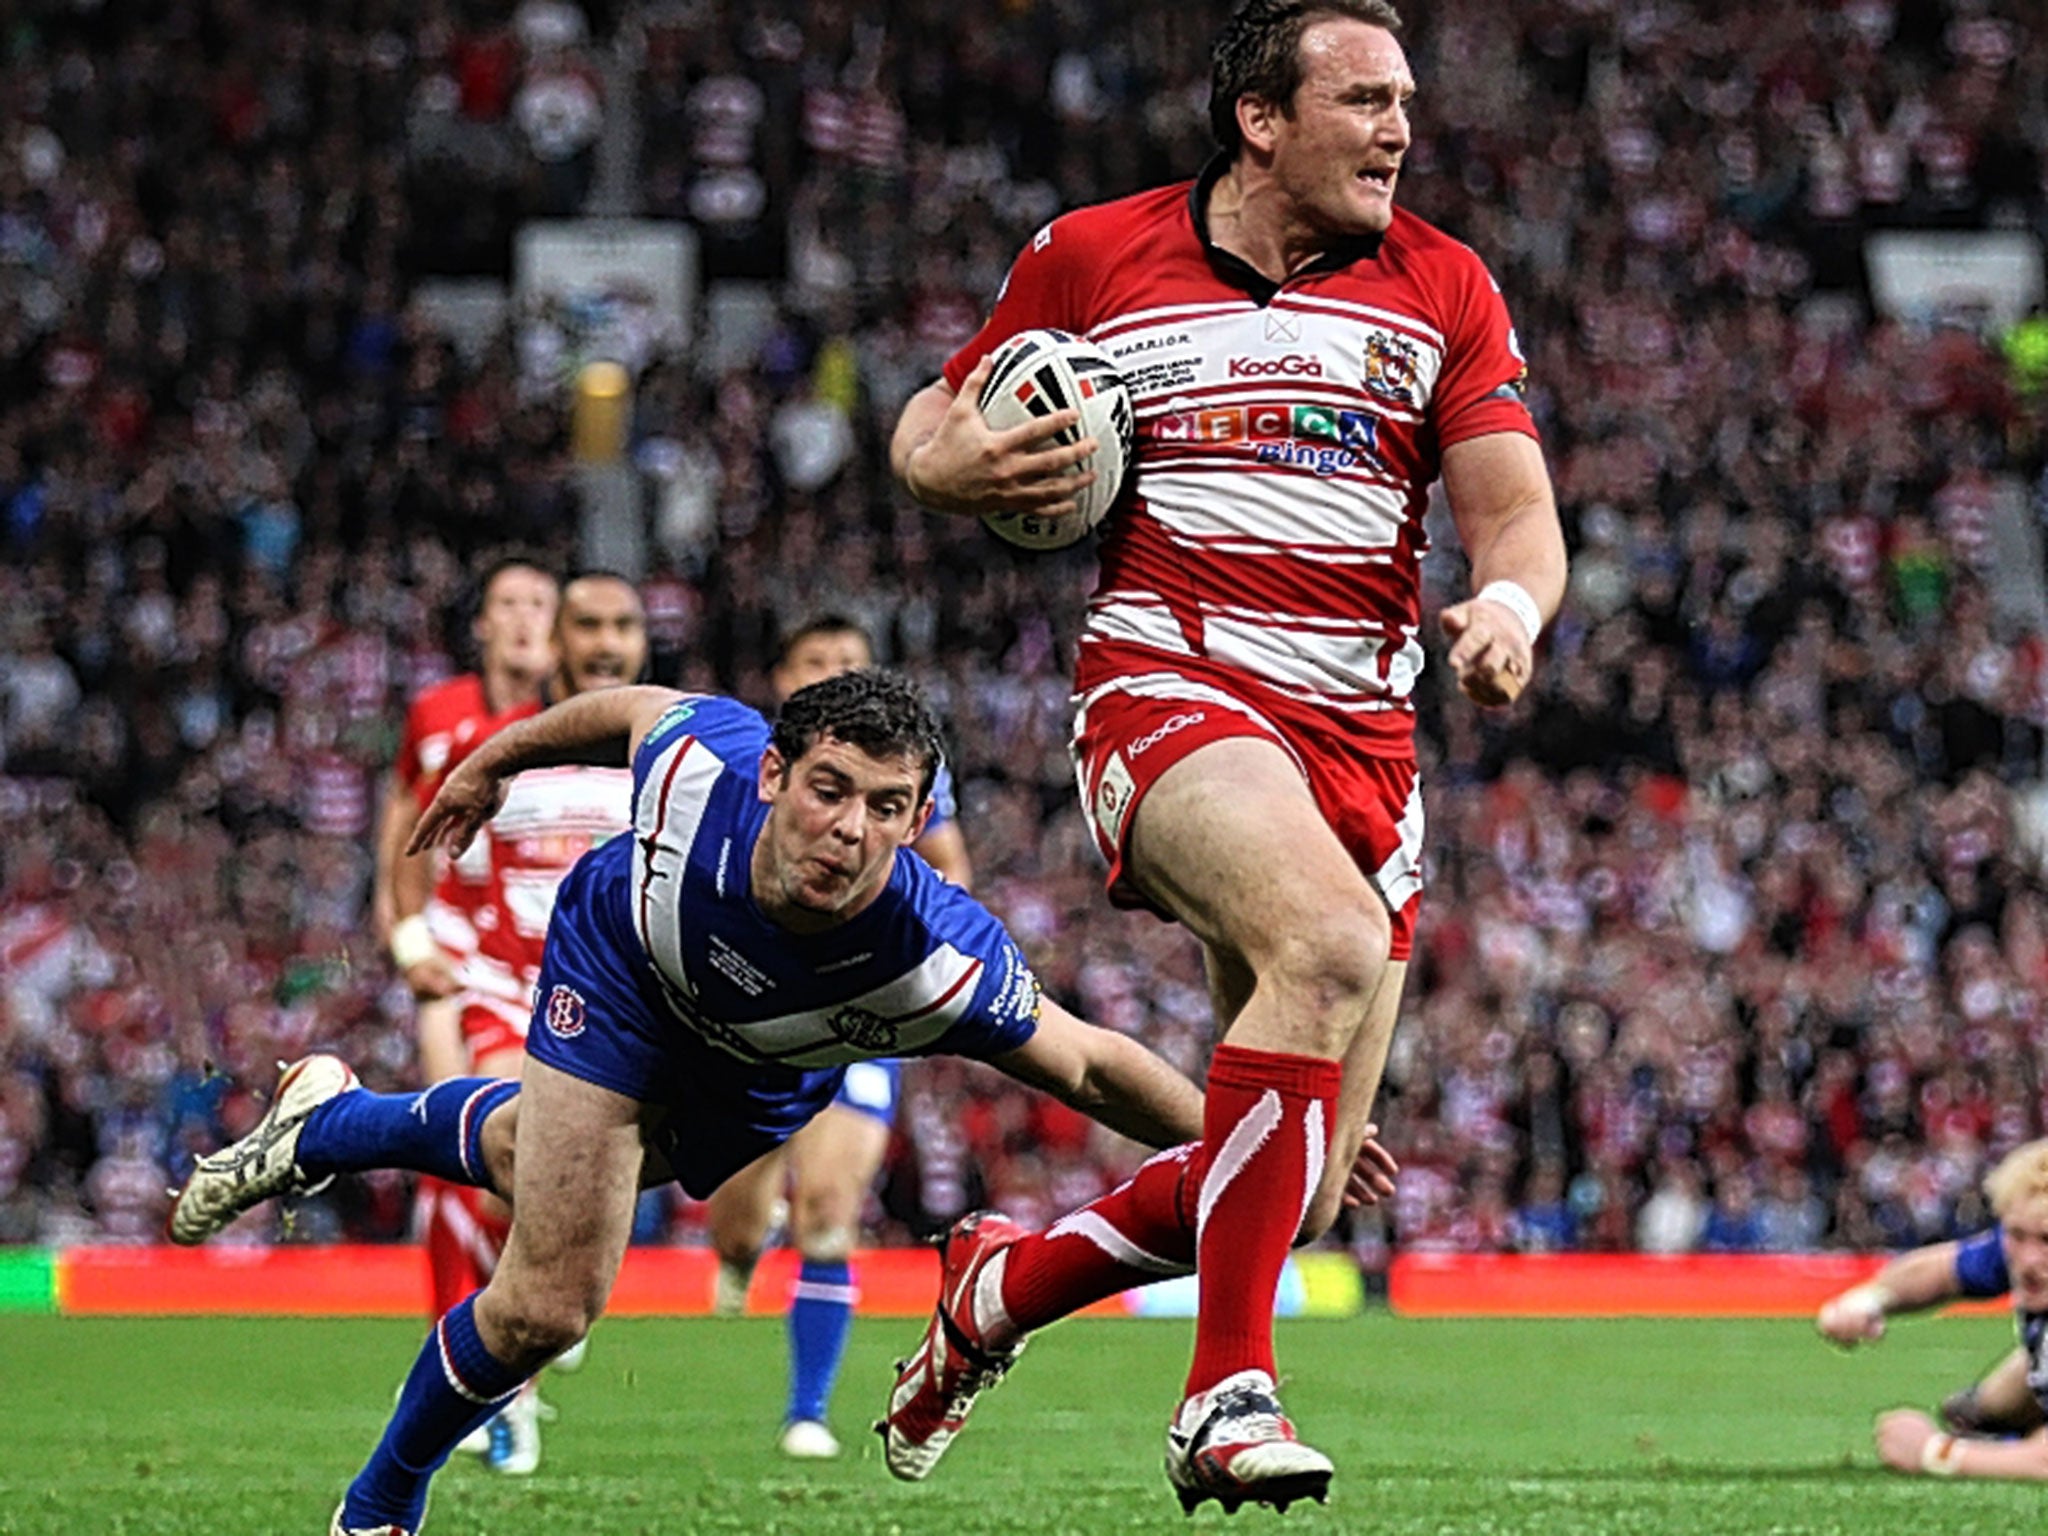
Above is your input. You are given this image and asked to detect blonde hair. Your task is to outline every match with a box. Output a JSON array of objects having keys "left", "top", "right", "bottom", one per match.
[{"left": 1983, "top": 1139, "right": 2048, "bottom": 1218}]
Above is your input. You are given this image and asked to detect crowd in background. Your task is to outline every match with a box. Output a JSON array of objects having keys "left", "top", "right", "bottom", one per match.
[{"left": 4, "top": 0, "right": 2048, "bottom": 1267}]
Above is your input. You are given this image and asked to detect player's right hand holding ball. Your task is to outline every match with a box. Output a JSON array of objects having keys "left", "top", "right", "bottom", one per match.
[{"left": 903, "top": 355, "right": 1097, "bottom": 517}]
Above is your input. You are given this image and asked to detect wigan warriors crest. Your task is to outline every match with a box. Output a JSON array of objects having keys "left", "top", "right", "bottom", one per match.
[{"left": 1362, "top": 331, "right": 1421, "bottom": 406}]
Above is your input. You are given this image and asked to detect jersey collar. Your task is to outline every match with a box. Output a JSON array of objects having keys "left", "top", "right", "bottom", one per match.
[{"left": 1185, "top": 153, "right": 1384, "bottom": 304}]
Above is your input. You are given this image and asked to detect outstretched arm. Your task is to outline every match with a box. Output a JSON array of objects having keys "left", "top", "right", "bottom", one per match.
[
  {"left": 1876, "top": 1414, "right": 2048, "bottom": 1479},
  {"left": 990, "top": 1000, "right": 1400, "bottom": 1212},
  {"left": 410, "top": 685, "right": 682, "bottom": 856},
  {"left": 1816, "top": 1240, "right": 1966, "bottom": 1345},
  {"left": 1942, "top": 1345, "right": 2047, "bottom": 1435},
  {"left": 373, "top": 771, "right": 460, "bottom": 1000},
  {"left": 992, "top": 998, "right": 1202, "bottom": 1149}
]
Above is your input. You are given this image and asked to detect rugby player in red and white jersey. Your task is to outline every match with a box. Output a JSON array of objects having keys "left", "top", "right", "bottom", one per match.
[
  {"left": 373, "top": 556, "right": 556, "bottom": 1472},
  {"left": 884, "top": 0, "right": 1564, "bottom": 1512},
  {"left": 449, "top": 572, "right": 648, "bottom": 1082},
  {"left": 377, "top": 559, "right": 558, "bottom": 1045},
  {"left": 429, "top": 571, "right": 649, "bottom": 1473}
]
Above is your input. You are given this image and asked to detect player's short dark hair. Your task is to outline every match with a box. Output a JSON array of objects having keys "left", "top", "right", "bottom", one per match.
[
  {"left": 776, "top": 613, "right": 873, "bottom": 668},
  {"left": 563, "top": 566, "right": 639, "bottom": 591},
  {"left": 1210, "top": 0, "right": 1404, "bottom": 156},
  {"left": 772, "top": 668, "right": 945, "bottom": 806},
  {"left": 476, "top": 551, "right": 558, "bottom": 604}
]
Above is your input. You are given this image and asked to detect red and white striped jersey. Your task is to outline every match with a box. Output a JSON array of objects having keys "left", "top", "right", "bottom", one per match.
[
  {"left": 944, "top": 161, "right": 1537, "bottom": 753},
  {"left": 441, "top": 736, "right": 634, "bottom": 1026},
  {"left": 393, "top": 675, "right": 542, "bottom": 963}
]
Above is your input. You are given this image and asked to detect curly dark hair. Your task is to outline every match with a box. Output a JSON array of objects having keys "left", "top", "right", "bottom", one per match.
[
  {"left": 1209, "top": 0, "right": 1405, "bottom": 156},
  {"left": 771, "top": 668, "right": 946, "bottom": 805}
]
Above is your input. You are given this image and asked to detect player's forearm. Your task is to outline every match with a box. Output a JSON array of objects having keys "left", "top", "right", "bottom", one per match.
[
  {"left": 1923, "top": 1428, "right": 2048, "bottom": 1479},
  {"left": 1863, "top": 1243, "right": 1967, "bottom": 1315},
  {"left": 1465, "top": 496, "right": 1567, "bottom": 629},
  {"left": 471, "top": 685, "right": 676, "bottom": 777},
  {"left": 372, "top": 777, "right": 424, "bottom": 937},
  {"left": 1069, "top": 1033, "right": 1205, "bottom": 1148},
  {"left": 891, "top": 382, "right": 974, "bottom": 516},
  {"left": 1946, "top": 1348, "right": 2046, "bottom": 1433}
]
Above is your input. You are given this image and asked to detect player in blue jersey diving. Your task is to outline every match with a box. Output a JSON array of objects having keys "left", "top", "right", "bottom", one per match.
[
  {"left": 1815, "top": 1136, "right": 2048, "bottom": 1480},
  {"left": 168, "top": 669, "right": 1394, "bottom": 1536},
  {"left": 702, "top": 616, "right": 977, "bottom": 1462}
]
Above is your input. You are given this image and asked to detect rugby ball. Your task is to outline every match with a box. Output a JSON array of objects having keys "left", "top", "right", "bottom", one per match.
[{"left": 975, "top": 329, "right": 1134, "bottom": 550}]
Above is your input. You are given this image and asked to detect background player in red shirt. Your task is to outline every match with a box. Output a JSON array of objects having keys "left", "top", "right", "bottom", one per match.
[
  {"left": 885, "top": 0, "right": 1565, "bottom": 1511},
  {"left": 375, "top": 557, "right": 559, "bottom": 1077},
  {"left": 373, "top": 555, "right": 558, "bottom": 1472}
]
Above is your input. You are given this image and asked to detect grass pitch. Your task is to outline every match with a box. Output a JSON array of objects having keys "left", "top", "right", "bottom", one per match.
[{"left": 0, "top": 1311, "right": 2036, "bottom": 1534}]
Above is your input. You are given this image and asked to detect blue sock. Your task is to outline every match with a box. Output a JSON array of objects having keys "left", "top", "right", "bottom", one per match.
[
  {"left": 343, "top": 1295, "right": 526, "bottom": 1530},
  {"left": 787, "top": 1259, "right": 855, "bottom": 1425},
  {"left": 298, "top": 1078, "right": 518, "bottom": 1194}
]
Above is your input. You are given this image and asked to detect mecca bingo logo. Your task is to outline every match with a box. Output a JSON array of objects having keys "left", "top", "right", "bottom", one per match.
[{"left": 1154, "top": 401, "right": 1382, "bottom": 477}]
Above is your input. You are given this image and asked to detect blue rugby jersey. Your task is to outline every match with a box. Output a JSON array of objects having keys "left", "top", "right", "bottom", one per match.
[
  {"left": 1953, "top": 1224, "right": 2048, "bottom": 1414},
  {"left": 623, "top": 693, "right": 1039, "bottom": 1067}
]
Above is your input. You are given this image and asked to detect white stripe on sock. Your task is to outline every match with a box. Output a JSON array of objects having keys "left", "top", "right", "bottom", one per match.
[
  {"left": 791, "top": 1281, "right": 858, "bottom": 1305},
  {"left": 1045, "top": 1209, "right": 1195, "bottom": 1275},
  {"left": 435, "top": 1319, "right": 514, "bottom": 1406},
  {"left": 972, "top": 1247, "right": 1017, "bottom": 1341},
  {"left": 434, "top": 1189, "right": 501, "bottom": 1279},
  {"left": 1196, "top": 1089, "right": 1283, "bottom": 1238},
  {"left": 1300, "top": 1101, "right": 1325, "bottom": 1228}
]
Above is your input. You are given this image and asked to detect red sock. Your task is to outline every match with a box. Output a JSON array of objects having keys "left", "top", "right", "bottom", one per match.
[
  {"left": 422, "top": 1181, "right": 510, "bottom": 1316},
  {"left": 420, "top": 1176, "right": 479, "bottom": 1317},
  {"left": 1184, "top": 1044, "right": 1341, "bottom": 1397},
  {"left": 998, "top": 1143, "right": 1201, "bottom": 1333},
  {"left": 473, "top": 1196, "right": 511, "bottom": 1279}
]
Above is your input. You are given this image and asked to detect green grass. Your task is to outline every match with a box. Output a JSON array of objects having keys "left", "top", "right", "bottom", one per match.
[{"left": 0, "top": 1313, "right": 2038, "bottom": 1534}]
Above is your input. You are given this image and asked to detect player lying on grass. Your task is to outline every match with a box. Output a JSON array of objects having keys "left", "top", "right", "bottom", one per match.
[
  {"left": 169, "top": 670, "right": 1397, "bottom": 1535},
  {"left": 1816, "top": 1136, "right": 2048, "bottom": 1479}
]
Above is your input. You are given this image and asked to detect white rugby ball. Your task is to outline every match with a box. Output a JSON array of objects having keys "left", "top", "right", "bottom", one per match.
[{"left": 975, "top": 328, "right": 1134, "bottom": 551}]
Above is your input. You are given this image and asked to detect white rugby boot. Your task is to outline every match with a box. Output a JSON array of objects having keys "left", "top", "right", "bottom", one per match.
[
  {"left": 778, "top": 1418, "right": 843, "bottom": 1459},
  {"left": 878, "top": 1210, "right": 1029, "bottom": 1481},
  {"left": 168, "top": 1055, "right": 357, "bottom": 1244},
  {"left": 485, "top": 1382, "right": 542, "bottom": 1476},
  {"left": 1164, "top": 1368, "right": 1333, "bottom": 1514}
]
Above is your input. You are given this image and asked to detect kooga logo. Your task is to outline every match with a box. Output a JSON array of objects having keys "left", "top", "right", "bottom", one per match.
[{"left": 1228, "top": 354, "right": 1324, "bottom": 378}]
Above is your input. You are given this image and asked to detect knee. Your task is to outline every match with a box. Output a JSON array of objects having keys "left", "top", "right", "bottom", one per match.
[
  {"left": 710, "top": 1218, "right": 764, "bottom": 1270},
  {"left": 1262, "top": 902, "right": 1390, "bottom": 1019},
  {"left": 707, "top": 1185, "right": 776, "bottom": 1268},
  {"left": 797, "top": 1222, "right": 855, "bottom": 1263},
  {"left": 481, "top": 1283, "right": 600, "bottom": 1370},
  {"left": 792, "top": 1182, "right": 860, "bottom": 1262}
]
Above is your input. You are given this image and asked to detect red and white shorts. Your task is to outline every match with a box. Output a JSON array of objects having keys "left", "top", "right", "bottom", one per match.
[
  {"left": 1070, "top": 670, "right": 1424, "bottom": 961},
  {"left": 457, "top": 951, "right": 536, "bottom": 1065}
]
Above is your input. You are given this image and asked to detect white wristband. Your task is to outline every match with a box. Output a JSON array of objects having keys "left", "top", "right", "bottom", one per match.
[
  {"left": 389, "top": 914, "right": 438, "bottom": 971},
  {"left": 1920, "top": 1432, "right": 1963, "bottom": 1476},
  {"left": 1475, "top": 580, "right": 1543, "bottom": 646}
]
